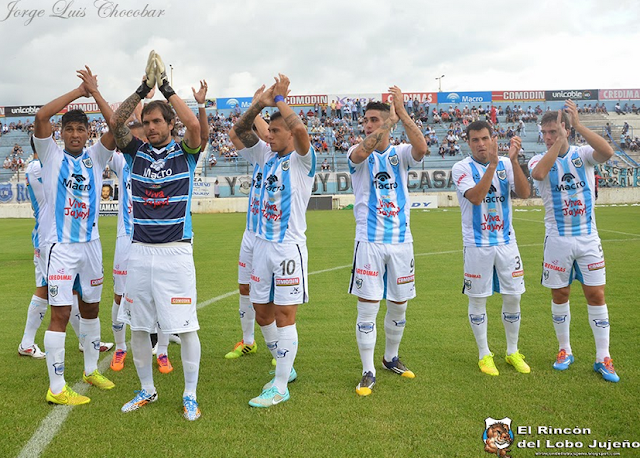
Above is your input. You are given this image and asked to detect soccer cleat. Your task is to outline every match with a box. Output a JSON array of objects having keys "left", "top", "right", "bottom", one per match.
[
  {"left": 121, "top": 389, "right": 158, "bottom": 413},
  {"left": 505, "top": 351, "right": 531, "bottom": 374},
  {"left": 248, "top": 386, "right": 290, "bottom": 408},
  {"left": 594, "top": 357, "right": 620, "bottom": 383},
  {"left": 183, "top": 395, "right": 201, "bottom": 421},
  {"left": 553, "top": 349, "right": 575, "bottom": 371},
  {"left": 382, "top": 356, "right": 416, "bottom": 378},
  {"left": 157, "top": 354, "right": 173, "bottom": 374},
  {"left": 262, "top": 367, "right": 297, "bottom": 391},
  {"left": 110, "top": 350, "right": 127, "bottom": 372},
  {"left": 224, "top": 340, "right": 258, "bottom": 359},
  {"left": 83, "top": 369, "right": 115, "bottom": 390},
  {"left": 356, "top": 371, "right": 376, "bottom": 396},
  {"left": 79, "top": 341, "right": 114, "bottom": 353},
  {"left": 46, "top": 384, "right": 90, "bottom": 405},
  {"left": 151, "top": 343, "right": 158, "bottom": 356},
  {"left": 479, "top": 353, "right": 499, "bottom": 376},
  {"left": 169, "top": 334, "right": 182, "bottom": 345},
  {"left": 18, "top": 343, "right": 46, "bottom": 359}
]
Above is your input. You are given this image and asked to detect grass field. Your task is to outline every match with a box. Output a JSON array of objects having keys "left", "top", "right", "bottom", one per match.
[{"left": 1, "top": 205, "right": 640, "bottom": 458}]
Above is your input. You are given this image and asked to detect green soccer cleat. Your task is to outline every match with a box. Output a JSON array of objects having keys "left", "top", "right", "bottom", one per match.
[
  {"left": 83, "top": 369, "right": 115, "bottom": 390},
  {"left": 46, "top": 385, "right": 90, "bottom": 405},
  {"left": 479, "top": 353, "right": 499, "bottom": 376},
  {"left": 506, "top": 351, "right": 531, "bottom": 374},
  {"left": 224, "top": 340, "right": 258, "bottom": 359}
]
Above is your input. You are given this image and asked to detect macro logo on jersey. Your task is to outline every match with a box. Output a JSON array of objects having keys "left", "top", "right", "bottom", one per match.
[
  {"left": 265, "top": 174, "right": 284, "bottom": 192},
  {"left": 64, "top": 173, "right": 91, "bottom": 191},
  {"left": 144, "top": 157, "right": 173, "bottom": 179},
  {"left": 374, "top": 171, "right": 397, "bottom": 190},
  {"left": 484, "top": 184, "right": 505, "bottom": 204},
  {"left": 555, "top": 173, "right": 586, "bottom": 192},
  {"left": 482, "top": 417, "right": 514, "bottom": 457}
]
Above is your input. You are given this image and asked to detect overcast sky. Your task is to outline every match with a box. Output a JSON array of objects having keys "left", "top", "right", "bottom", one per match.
[{"left": 0, "top": 0, "right": 638, "bottom": 105}]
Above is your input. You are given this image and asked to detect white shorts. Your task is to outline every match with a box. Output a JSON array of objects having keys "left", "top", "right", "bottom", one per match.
[
  {"left": 348, "top": 241, "right": 416, "bottom": 302},
  {"left": 462, "top": 244, "right": 525, "bottom": 297},
  {"left": 34, "top": 243, "right": 50, "bottom": 288},
  {"left": 122, "top": 242, "right": 199, "bottom": 333},
  {"left": 47, "top": 239, "right": 104, "bottom": 306},
  {"left": 113, "top": 236, "right": 132, "bottom": 296},
  {"left": 250, "top": 237, "right": 309, "bottom": 306},
  {"left": 238, "top": 230, "right": 256, "bottom": 285},
  {"left": 542, "top": 234, "right": 606, "bottom": 288}
]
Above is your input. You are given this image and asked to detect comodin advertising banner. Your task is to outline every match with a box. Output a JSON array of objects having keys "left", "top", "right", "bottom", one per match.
[
  {"left": 438, "top": 91, "right": 492, "bottom": 104},
  {"left": 286, "top": 94, "right": 328, "bottom": 107},
  {"left": 492, "top": 91, "right": 545, "bottom": 102}
]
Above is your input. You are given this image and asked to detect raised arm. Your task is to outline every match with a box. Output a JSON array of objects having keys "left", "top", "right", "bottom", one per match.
[
  {"left": 154, "top": 53, "right": 200, "bottom": 150},
  {"left": 272, "top": 74, "right": 310, "bottom": 156},
  {"left": 111, "top": 51, "right": 157, "bottom": 150},
  {"left": 229, "top": 85, "right": 269, "bottom": 150},
  {"left": 508, "top": 136, "right": 530, "bottom": 198},
  {"left": 463, "top": 136, "right": 499, "bottom": 206},
  {"left": 566, "top": 99, "right": 614, "bottom": 163},
  {"left": 77, "top": 66, "right": 115, "bottom": 151},
  {"left": 231, "top": 84, "right": 273, "bottom": 149},
  {"left": 389, "top": 86, "right": 427, "bottom": 161},
  {"left": 34, "top": 76, "right": 90, "bottom": 139},
  {"left": 350, "top": 103, "right": 398, "bottom": 165},
  {"left": 192, "top": 80, "right": 210, "bottom": 150}
]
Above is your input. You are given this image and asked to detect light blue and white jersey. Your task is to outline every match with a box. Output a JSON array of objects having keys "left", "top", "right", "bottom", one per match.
[
  {"left": 237, "top": 158, "right": 263, "bottom": 234},
  {"left": 348, "top": 143, "right": 421, "bottom": 244},
  {"left": 240, "top": 140, "right": 316, "bottom": 244},
  {"left": 25, "top": 159, "right": 48, "bottom": 249},
  {"left": 108, "top": 152, "right": 133, "bottom": 239},
  {"left": 529, "top": 145, "right": 598, "bottom": 237},
  {"left": 452, "top": 156, "right": 516, "bottom": 247},
  {"left": 34, "top": 136, "right": 113, "bottom": 244}
]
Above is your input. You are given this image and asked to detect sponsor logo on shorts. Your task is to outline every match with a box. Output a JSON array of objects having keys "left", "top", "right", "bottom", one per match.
[
  {"left": 49, "top": 274, "right": 72, "bottom": 281},
  {"left": 251, "top": 274, "right": 261, "bottom": 283},
  {"left": 465, "top": 273, "right": 481, "bottom": 278},
  {"left": 544, "top": 262, "right": 566, "bottom": 273},
  {"left": 512, "top": 270, "right": 524, "bottom": 278},
  {"left": 275, "top": 277, "right": 300, "bottom": 286},
  {"left": 171, "top": 297, "right": 192, "bottom": 304},
  {"left": 588, "top": 261, "right": 605, "bottom": 271},
  {"left": 396, "top": 274, "right": 415, "bottom": 285},
  {"left": 238, "top": 261, "right": 246, "bottom": 268},
  {"left": 113, "top": 269, "right": 127, "bottom": 275},
  {"left": 356, "top": 268, "right": 379, "bottom": 277},
  {"left": 291, "top": 287, "right": 300, "bottom": 295},
  {"left": 91, "top": 277, "right": 103, "bottom": 286},
  {"left": 125, "top": 295, "right": 134, "bottom": 303},
  {"left": 355, "top": 278, "right": 363, "bottom": 289},
  {"left": 543, "top": 270, "right": 550, "bottom": 281},
  {"left": 464, "top": 279, "right": 472, "bottom": 290}
]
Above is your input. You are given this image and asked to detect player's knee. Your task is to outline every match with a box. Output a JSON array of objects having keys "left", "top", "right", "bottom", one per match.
[
  {"left": 79, "top": 301, "right": 100, "bottom": 319},
  {"left": 49, "top": 306, "right": 71, "bottom": 331},
  {"left": 551, "top": 288, "right": 570, "bottom": 304}
]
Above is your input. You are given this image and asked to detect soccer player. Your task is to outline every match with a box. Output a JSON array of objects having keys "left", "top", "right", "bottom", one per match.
[
  {"left": 452, "top": 122, "right": 531, "bottom": 376},
  {"left": 347, "top": 87, "right": 427, "bottom": 396},
  {"left": 34, "top": 66, "right": 116, "bottom": 405},
  {"left": 112, "top": 51, "right": 203, "bottom": 419},
  {"left": 231, "top": 75, "right": 315, "bottom": 407},
  {"left": 528, "top": 100, "right": 619, "bottom": 383},
  {"left": 18, "top": 139, "right": 48, "bottom": 359},
  {"left": 226, "top": 86, "right": 271, "bottom": 362}
]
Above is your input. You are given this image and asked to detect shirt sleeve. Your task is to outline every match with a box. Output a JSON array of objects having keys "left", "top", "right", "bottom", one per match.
[
  {"left": 528, "top": 154, "right": 542, "bottom": 179},
  {"left": 239, "top": 140, "right": 270, "bottom": 168},
  {"left": 32, "top": 136, "right": 59, "bottom": 165},
  {"left": 294, "top": 145, "right": 316, "bottom": 177},
  {"left": 452, "top": 161, "right": 476, "bottom": 197},
  {"left": 120, "top": 137, "right": 144, "bottom": 157}
]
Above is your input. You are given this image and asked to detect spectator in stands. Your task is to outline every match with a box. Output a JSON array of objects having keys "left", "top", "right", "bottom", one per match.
[
  {"left": 321, "top": 158, "right": 331, "bottom": 171},
  {"left": 208, "top": 154, "right": 217, "bottom": 168},
  {"left": 614, "top": 102, "right": 624, "bottom": 115}
]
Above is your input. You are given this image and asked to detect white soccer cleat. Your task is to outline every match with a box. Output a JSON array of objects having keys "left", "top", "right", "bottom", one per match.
[{"left": 18, "top": 343, "right": 46, "bottom": 359}]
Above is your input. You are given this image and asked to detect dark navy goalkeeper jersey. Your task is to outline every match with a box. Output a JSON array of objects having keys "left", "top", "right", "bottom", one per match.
[{"left": 121, "top": 137, "right": 200, "bottom": 244}]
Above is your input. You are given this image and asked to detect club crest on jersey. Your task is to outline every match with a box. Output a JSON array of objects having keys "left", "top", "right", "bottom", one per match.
[
  {"left": 497, "top": 170, "right": 507, "bottom": 181},
  {"left": 281, "top": 160, "right": 290, "bottom": 171},
  {"left": 572, "top": 157, "right": 583, "bottom": 168},
  {"left": 389, "top": 155, "right": 399, "bottom": 166},
  {"left": 82, "top": 157, "right": 93, "bottom": 169}
]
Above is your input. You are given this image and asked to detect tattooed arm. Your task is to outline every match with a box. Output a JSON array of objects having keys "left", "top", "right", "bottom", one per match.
[
  {"left": 349, "top": 103, "right": 399, "bottom": 165},
  {"left": 273, "top": 74, "right": 310, "bottom": 156},
  {"left": 111, "top": 92, "right": 140, "bottom": 151},
  {"left": 231, "top": 84, "right": 271, "bottom": 149},
  {"left": 389, "top": 86, "right": 427, "bottom": 161}
]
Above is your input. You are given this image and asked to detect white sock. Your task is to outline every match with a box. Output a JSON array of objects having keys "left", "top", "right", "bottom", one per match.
[
  {"left": 21, "top": 295, "right": 48, "bottom": 348},
  {"left": 131, "top": 330, "right": 155, "bottom": 394},
  {"left": 69, "top": 295, "right": 80, "bottom": 338},
  {"left": 112, "top": 300, "right": 126, "bottom": 352},
  {"left": 551, "top": 301, "right": 571, "bottom": 354},
  {"left": 180, "top": 331, "right": 201, "bottom": 398},
  {"left": 502, "top": 294, "right": 521, "bottom": 355},
  {"left": 274, "top": 324, "right": 298, "bottom": 394},
  {"left": 44, "top": 330, "right": 66, "bottom": 394},
  {"left": 239, "top": 294, "right": 255, "bottom": 345},
  {"left": 468, "top": 296, "right": 490, "bottom": 359},
  {"left": 588, "top": 304, "right": 610, "bottom": 362},
  {"left": 384, "top": 300, "right": 407, "bottom": 361},
  {"left": 80, "top": 318, "right": 100, "bottom": 374},
  {"left": 356, "top": 300, "right": 379, "bottom": 376},
  {"left": 157, "top": 331, "right": 169, "bottom": 357},
  {"left": 260, "top": 321, "right": 278, "bottom": 359}
]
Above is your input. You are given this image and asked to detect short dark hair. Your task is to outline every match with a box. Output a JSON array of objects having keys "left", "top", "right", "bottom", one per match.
[
  {"left": 465, "top": 120, "right": 493, "bottom": 138},
  {"left": 141, "top": 100, "right": 176, "bottom": 125},
  {"left": 364, "top": 101, "right": 390, "bottom": 114},
  {"left": 541, "top": 110, "right": 570, "bottom": 129},
  {"left": 270, "top": 111, "right": 283, "bottom": 122},
  {"left": 61, "top": 109, "right": 89, "bottom": 129}
]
